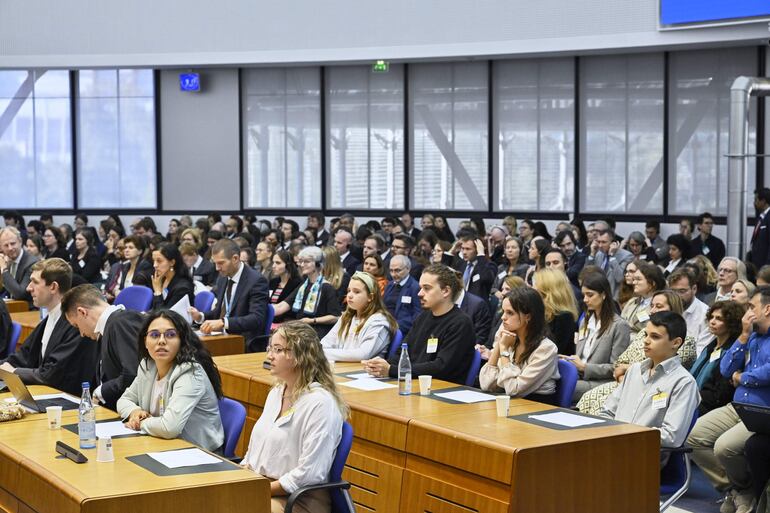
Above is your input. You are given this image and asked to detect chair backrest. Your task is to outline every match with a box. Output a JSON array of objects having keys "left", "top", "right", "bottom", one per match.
[
  {"left": 114, "top": 286, "right": 153, "bottom": 312},
  {"left": 264, "top": 304, "right": 275, "bottom": 336},
  {"left": 194, "top": 290, "right": 216, "bottom": 313},
  {"left": 386, "top": 329, "right": 404, "bottom": 360},
  {"left": 218, "top": 397, "right": 247, "bottom": 459},
  {"left": 464, "top": 350, "right": 482, "bottom": 386},
  {"left": 329, "top": 421, "right": 354, "bottom": 513},
  {"left": 7, "top": 321, "right": 21, "bottom": 357},
  {"left": 660, "top": 408, "right": 699, "bottom": 494},
  {"left": 555, "top": 359, "right": 579, "bottom": 408}
]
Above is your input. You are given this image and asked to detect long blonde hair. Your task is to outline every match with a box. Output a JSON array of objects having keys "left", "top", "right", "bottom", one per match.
[
  {"left": 533, "top": 268, "right": 579, "bottom": 322},
  {"left": 273, "top": 321, "right": 349, "bottom": 419},
  {"left": 337, "top": 272, "right": 397, "bottom": 339},
  {"left": 321, "top": 246, "right": 345, "bottom": 289}
]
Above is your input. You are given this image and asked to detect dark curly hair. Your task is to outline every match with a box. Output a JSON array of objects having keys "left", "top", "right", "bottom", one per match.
[{"left": 707, "top": 300, "right": 747, "bottom": 344}]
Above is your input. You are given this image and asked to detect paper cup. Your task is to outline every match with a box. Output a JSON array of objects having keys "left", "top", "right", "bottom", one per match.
[
  {"left": 96, "top": 436, "right": 114, "bottom": 462},
  {"left": 418, "top": 375, "right": 432, "bottom": 396},
  {"left": 45, "top": 406, "right": 62, "bottom": 430},
  {"left": 495, "top": 395, "right": 510, "bottom": 417}
]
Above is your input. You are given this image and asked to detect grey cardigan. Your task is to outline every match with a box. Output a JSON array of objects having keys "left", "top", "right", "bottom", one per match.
[
  {"left": 576, "top": 313, "right": 631, "bottom": 385},
  {"left": 117, "top": 360, "right": 224, "bottom": 452}
]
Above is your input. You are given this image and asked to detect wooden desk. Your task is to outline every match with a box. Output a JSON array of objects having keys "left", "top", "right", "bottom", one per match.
[
  {"left": 0, "top": 386, "right": 270, "bottom": 513},
  {"left": 215, "top": 353, "right": 659, "bottom": 513},
  {"left": 10, "top": 311, "right": 40, "bottom": 342},
  {"left": 3, "top": 300, "right": 29, "bottom": 314}
]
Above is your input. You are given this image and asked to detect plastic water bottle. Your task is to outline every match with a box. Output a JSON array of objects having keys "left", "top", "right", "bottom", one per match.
[
  {"left": 398, "top": 343, "right": 412, "bottom": 396},
  {"left": 78, "top": 382, "right": 96, "bottom": 449}
]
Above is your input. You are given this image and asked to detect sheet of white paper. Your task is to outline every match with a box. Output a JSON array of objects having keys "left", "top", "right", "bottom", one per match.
[
  {"left": 95, "top": 421, "right": 144, "bottom": 438},
  {"left": 170, "top": 295, "right": 192, "bottom": 324},
  {"left": 194, "top": 330, "right": 223, "bottom": 337},
  {"left": 433, "top": 390, "right": 497, "bottom": 403},
  {"left": 344, "top": 372, "right": 378, "bottom": 380},
  {"left": 339, "top": 379, "right": 398, "bottom": 391},
  {"left": 528, "top": 411, "right": 606, "bottom": 427},
  {"left": 147, "top": 448, "right": 222, "bottom": 468}
]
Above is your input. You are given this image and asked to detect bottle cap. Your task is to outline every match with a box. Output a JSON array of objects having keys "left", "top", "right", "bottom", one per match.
[
  {"left": 82, "top": 382, "right": 90, "bottom": 389},
  {"left": 401, "top": 343, "right": 407, "bottom": 347}
]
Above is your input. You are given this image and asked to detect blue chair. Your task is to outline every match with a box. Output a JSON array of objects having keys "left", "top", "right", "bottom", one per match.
[
  {"left": 659, "top": 409, "right": 699, "bottom": 512},
  {"left": 114, "top": 286, "right": 153, "bottom": 312},
  {"left": 264, "top": 304, "right": 275, "bottom": 336},
  {"left": 386, "top": 329, "right": 404, "bottom": 360},
  {"left": 218, "top": 397, "right": 247, "bottom": 459},
  {"left": 285, "top": 421, "right": 355, "bottom": 513},
  {"left": 194, "top": 290, "right": 216, "bottom": 313},
  {"left": 7, "top": 321, "right": 21, "bottom": 357},
  {"left": 464, "top": 350, "right": 482, "bottom": 386},
  {"left": 555, "top": 359, "right": 579, "bottom": 408}
]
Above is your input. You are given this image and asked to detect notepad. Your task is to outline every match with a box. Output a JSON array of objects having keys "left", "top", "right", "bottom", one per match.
[
  {"left": 146, "top": 448, "right": 221, "bottom": 469},
  {"left": 339, "top": 379, "right": 398, "bottom": 391},
  {"left": 528, "top": 411, "right": 605, "bottom": 428},
  {"left": 95, "top": 421, "right": 143, "bottom": 438},
  {"left": 344, "top": 372, "right": 377, "bottom": 380},
  {"left": 432, "top": 390, "right": 497, "bottom": 403}
]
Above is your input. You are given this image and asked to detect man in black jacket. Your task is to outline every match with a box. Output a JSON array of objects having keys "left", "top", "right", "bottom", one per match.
[
  {"left": 190, "top": 238, "right": 269, "bottom": 352},
  {"left": 749, "top": 188, "right": 770, "bottom": 269},
  {"left": 61, "top": 284, "right": 142, "bottom": 411},
  {"left": 452, "top": 235, "right": 496, "bottom": 301},
  {"left": 0, "top": 258, "right": 96, "bottom": 396},
  {"left": 0, "top": 226, "right": 39, "bottom": 302}
]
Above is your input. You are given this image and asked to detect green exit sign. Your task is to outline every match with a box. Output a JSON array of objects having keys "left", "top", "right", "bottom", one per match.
[{"left": 372, "top": 60, "right": 389, "bottom": 73}]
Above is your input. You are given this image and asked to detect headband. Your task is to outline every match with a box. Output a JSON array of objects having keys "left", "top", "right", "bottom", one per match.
[{"left": 352, "top": 271, "right": 376, "bottom": 293}]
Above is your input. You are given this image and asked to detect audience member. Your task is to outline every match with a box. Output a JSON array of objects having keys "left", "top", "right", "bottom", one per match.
[
  {"left": 70, "top": 228, "right": 102, "bottom": 284},
  {"left": 693, "top": 212, "right": 726, "bottom": 268},
  {"left": 645, "top": 220, "right": 669, "bottom": 264},
  {"left": 146, "top": 243, "right": 194, "bottom": 310},
  {"left": 0, "top": 299, "right": 11, "bottom": 360},
  {"left": 730, "top": 278, "right": 756, "bottom": 306},
  {"left": 333, "top": 228, "right": 359, "bottom": 276},
  {"left": 453, "top": 235, "right": 496, "bottom": 300},
  {"left": 623, "top": 231, "right": 657, "bottom": 264},
  {"left": 533, "top": 268, "right": 579, "bottom": 355},
  {"left": 620, "top": 262, "right": 666, "bottom": 335},
  {"left": 383, "top": 255, "right": 422, "bottom": 335},
  {"left": 41, "top": 226, "right": 69, "bottom": 261},
  {"left": 749, "top": 188, "right": 770, "bottom": 269},
  {"left": 24, "top": 234, "right": 43, "bottom": 258},
  {"left": 585, "top": 228, "right": 633, "bottom": 299},
  {"left": 307, "top": 212, "right": 329, "bottom": 247},
  {"left": 255, "top": 241, "right": 275, "bottom": 281},
  {"left": 0, "top": 226, "right": 38, "bottom": 302},
  {"left": 664, "top": 234, "right": 690, "bottom": 278},
  {"left": 668, "top": 268, "right": 712, "bottom": 355},
  {"left": 705, "top": 257, "right": 746, "bottom": 305},
  {"left": 180, "top": 242, "right": 218, "bottom": 287},
  {"left": 362, "top": 254, "right": 388, "bottom": 295},
  {"left": 321, "top": 246, "right": 350, "bottom": 306},
  {"left": 269, "top": 250, "right": 302, "bottom": 322}
]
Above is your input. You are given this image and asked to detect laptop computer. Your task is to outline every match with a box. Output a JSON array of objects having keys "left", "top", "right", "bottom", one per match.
[
  {"left": 0, "top": 369, "right": 79, "bottom": 413},
  {"left": 733, "top": 402, "right": 770, "bottom": 435}
]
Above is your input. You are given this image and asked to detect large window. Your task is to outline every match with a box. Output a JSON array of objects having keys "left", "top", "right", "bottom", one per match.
[
  {"left": 326, "top": 65, "right": 405, "bottom": 210},
  {"left": 493, "top": 58, "right": 575, "bottom": 212},
  {"left": 668, "top": 48, "right": 758, "bottom": 216},
  {"left": 410, "top": 62, "right": 489, "bottom": 211},
  {"left": 77, "top": 69, "right": 157, "bottom": 209},
  {"left": 0, "top": 70, "right": 72, "bottom": 209},
  {"left": 580, "top": 54, "right": 665, "bottom": 214},
  {"left": 243, "top": 67, "right": 321, "bottom": 209}
]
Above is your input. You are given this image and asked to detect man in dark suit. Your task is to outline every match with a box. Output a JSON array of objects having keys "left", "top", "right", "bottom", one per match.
[
  {"left": 180, "top": 242, "right": 218, "bottom": 287},
  {"left": 61, "top": 284, "right": 142, "bottom": 411},
  {"left": 451, "top": 235, "right": 496, "bottom": 300},
  {"left": 190, "top": 239, "right": 269, "bottom": 352},
  {"left": 401, "top": 212, "right": 422, "bottom": 241},
  {"left": 691, "top": 212, "right": 725, "bottom": 268},
  {"left": 0, "top": 258, "right": 96, "bottom": 396},
  {"left": 383, "top": 255, "right": 422, "bottom": 335},
  {"left": 307, "top": 212, "right": 330, "bottom": 247},
  {"left": 456, "top": 289, "right": 492, "bottom": 347},
  {"left": 391, "top": 234, "right": 424, "bottom": 280},
  {"left": 749, "top": 188, "right": 770, "bottom": 269},
  {"left": 554, "top": 230, "right": 587, "bottom": 287},
  {"left": 334, "top": 227, "right": 360, "bottom": 276},
  {"left": 0, "top": 226, "right": 39, "bottom": 302}
]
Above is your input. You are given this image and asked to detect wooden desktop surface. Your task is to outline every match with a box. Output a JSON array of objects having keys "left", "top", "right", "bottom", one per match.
[
  {"left": 3, "top": 300, "right": 29, "bottom": 314},
  {"left": 0, "top": 386, "right": 269, "bottom": 513},
  {"left": 215, "top": 353, "right": 660, "bottom": 513}
]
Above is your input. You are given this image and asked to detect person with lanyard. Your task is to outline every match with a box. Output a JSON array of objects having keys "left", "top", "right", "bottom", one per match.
[
  {"left": 692, "top": 212, "right": 726, "bottom": 269},
  {"left": 268, "top": 250, "right": 302, "bottom": 322},
  {"left": 362, "top": 263, "right": 476, "bottom": 385},
  {"left": 687, "top": 285, "right": 770, "bottom": 513},
  {"left": 272, "top": 246, "right": 341, "bottom": 339},
  {"left": 143, "top": 242, "right": 194, "bottom": 310},
  {"left": 620, "top": 261, "right": 666, "bottom": 337}
]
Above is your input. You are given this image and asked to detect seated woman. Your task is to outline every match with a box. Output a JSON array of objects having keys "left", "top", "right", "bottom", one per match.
[
  {"left": 479, "top": 287, "right": 559, "bottom": 404},
  {"left": 491, "top": 237, "right": 529, "bottom": 300},
  {"left": 617, "top": 260, "right": 639, "bottom": 309},
  {"left": 564, "top": 272, "right": 631, "bottom": 404},
  {"left": 41, "top": 226, "right": 71, "bottom": 261},
  {"left": 321, "top": 246, "right": 350, "bottom": 307},
  {"left": 146, "top": 242, "right": 194, "bottom": 310},
  {"left": 689, "top": 300, "right": 746, "bottom": 416},
  {"left": 321, "top": 271, "right": 396, "bottom": 361},
  {"left": 269, "top": 250, "right": 302, "bottom": 323},
  {"left": 577, "top": 290, "right": 697, "bottom": 415},
  {"left": 620, "top": 261, "right": 666, "bottom": 336},
  {"left": 272, "top": 246, "right": 342, "bottom": 338},
  {"left": 117, "top": 310, "right": 224, "bottom": 452},
  {"left": 362, "top": 254, "right": 388, "bottom": 295},
  {"left": 730, "top": 278, "right": 756, "bottom": 306},
  {"left": 242, "top": 321, "right": 348, "bottom": 513},
  {"left": 532, "top": 268, "right": 579, "bottom": 355},
  {"left": 663, "top": 234, "right": 690, "bottom": 278},
  {"left": 70, "top": 228, "right": 102, "bottom": 283}
]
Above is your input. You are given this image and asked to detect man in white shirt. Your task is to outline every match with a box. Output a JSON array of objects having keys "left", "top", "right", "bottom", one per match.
[
  {"left": 0, "top": 258, "right": 96, "bottom": 396},
  {"left": 668, "top": 268, "right": 712, "bottom": 356}
]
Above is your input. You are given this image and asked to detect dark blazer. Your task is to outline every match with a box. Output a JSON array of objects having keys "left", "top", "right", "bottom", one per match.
[
  {"left": 453, "top": 257, "right": 496, "bottom": 300},
  {"left": 149, "top": 273, "right": 195, "bottom": 310},
  {"left": 191, "top": 258, "right": 218, "bottom": 287},
  {"left": 409, "top": 257, "right": 425, "bottom": 280},
  {"left": 205, "top": 265, "right": 269, "bottom": 353},
  {"left": 71, "top": 249, "right": 102, "bottom": 283},
  {"left": 120, "top": 259, "right": 154, "bottom": 290},
  {"left": 383, "top": 276, "right": 422, "bottom": 335},
  {"left": 2, "top": 312, "right": 97, "bottom": 396},
  {"left": 98, "top": 309, "right": 142, "bottom": 410},
  {"left": 749, "top": 212, "right": 770, "bottom": 269},
  {"left": 693, "top": 234, "right": 726, "bottom": 269},
  {"left": 0, "top": 300, "right": 11, "bottom": 360},
  {"left": 1, "top": 250, "right": 38, "bottom": 302},
  {"left": 566, "top": 251, "right": 588, "bottom": 287},
  {"left": 269, "top": 276, "right": 302, "bottom": 306},
  {"left": 43, "top": 247, "right": 71, "bottom": 261},
  {"left": 314, "top": 229, "right": 330, "bottom": 247},
  {"left": 341, "top": 253, "right": 360, "bottom": 277},
  {"left": 459, "top": 292, "right": 492, "bottom": 346}
]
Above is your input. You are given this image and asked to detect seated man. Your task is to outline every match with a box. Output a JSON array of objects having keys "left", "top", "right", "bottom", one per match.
[
  {"left": 61, "top": 284, "right": 142, "bottom": 411},
  {"left": 599, "top": 311, "right": 700, "bottom": 466},
  {"left": 0, "top": 258, "right": 96, "bottom": 396},
  {"left": 180, "top": 242, "right": 218, "bottom": 287},
  {"left": 189, "top": 239, "right": 269, "bottom": 352},
  {"left": 453, "top": 270, "right": 492, "bottom": 347},
  {"left": 363, "top": 264, "right": 475, "bottom": 385},
  {"left": 0, "top": 226, "right": 39, "bottom": 302},
  {"left": 451, "top": 235, "right": 496, "bottom": 300},
  {"left": 383, "top": 255, "right": 422, "bottom": 335}
]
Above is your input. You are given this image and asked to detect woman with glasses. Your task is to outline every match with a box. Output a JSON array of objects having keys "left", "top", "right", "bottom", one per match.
[
  {"left": 243, "top": 321, "right": 348, "bottom": 513},
  {"left": 255, "top": 241, "right": 275, "bottom": 282},
  {"left": 618, "top": 261, "right": 639, "bottom": 309},
  {"left": 491, "top": 237, "right": 529, "bottom": 301},
  {"left": 41, "top": 226, "right": 70, "bottom": 261},
  {"left": 117, "top": 310, "right": 224, "bottom": 452},
  {"left": 621, "top": 231, "right": 657, "bottom": 264},
  {"left": 620, "top": 261, "right": 666, "bottom": 336}
]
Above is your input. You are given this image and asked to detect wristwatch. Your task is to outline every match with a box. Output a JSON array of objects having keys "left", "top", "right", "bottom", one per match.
[{"left": 500, "top": 350, "right": 511, "bottom": 358}]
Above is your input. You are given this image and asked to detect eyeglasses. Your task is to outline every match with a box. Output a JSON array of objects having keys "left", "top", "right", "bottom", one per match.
[
  {"left": 717, "top": 268, "right": 737, "bottom": 275},
  {"left": 267, "top": 345, "right": 291, "bottom": 355},
  {"left": 146, "top": 329, "right": 178, "bottom": 341},
  {"left": 298, "top": 258, "right": 315, "bottom": 265},
  {"left": 390, "top": 267, "right": 405, "bottom": 274}
]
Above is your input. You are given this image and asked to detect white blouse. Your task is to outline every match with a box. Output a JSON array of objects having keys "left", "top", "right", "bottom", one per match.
[
  {"left": 320, "top": 313, "right": 392, "bottom": 361},
  {"left": 242, "top": 383, "right": 343, "bottom": 494},
  {"left": 479, "top": 338, "right": 559, "bottom": 397}
]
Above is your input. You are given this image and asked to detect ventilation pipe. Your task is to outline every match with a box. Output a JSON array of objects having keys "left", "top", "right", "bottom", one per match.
[{"left": 727, "top": 76, "right": 770, "bottom": 258}]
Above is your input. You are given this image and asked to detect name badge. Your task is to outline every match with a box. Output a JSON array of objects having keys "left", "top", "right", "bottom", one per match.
[
  {"left": 426, "top": 337, "right": 439, "bottom": 354},
  {"left": 472, "top": 274, "right": 480, "bottom": 283},
  {"left": 401, "top": 296, "right": 412, "bottom": 304},
  {"left": 78, "top": 260, "right": 86, "bottom": 268},
  {"left": 709, "top": 348, "right": 722, "bottom": 362},
  {"left": 703, "top": 246, "right": 711, "bottom": 255},
  {"left": 636, "top": 311, "right": 650, "bottom": 323},
  {"left": 497, "top": 270, "right": 507, "bottom": 279},
  {"left": 268, "top": 289, "right": 274, "bottom": 297},
  {"left": 652, "top": 391, "right": 668, "bottom": 410}
]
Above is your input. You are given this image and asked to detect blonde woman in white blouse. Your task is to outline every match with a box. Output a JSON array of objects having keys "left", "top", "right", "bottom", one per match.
[
  {"left": 479, "top": 287, "right": 559, "bottom": 404},
  {"left": 241, "top": 321, "right": 349, "bottom": 513},
  {"left": 321, "top": 271, "right": 397, "bottom": 361}
]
